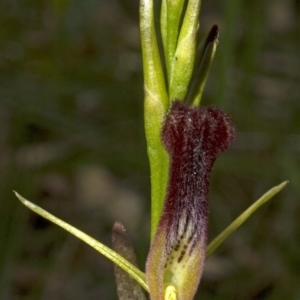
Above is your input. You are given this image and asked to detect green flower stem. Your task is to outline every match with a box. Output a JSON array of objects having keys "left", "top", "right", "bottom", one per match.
[
  {"left": 140, "top": 0, "right": 170, "bottom": 239},
  {"left": 14, "top": 192, "right": 149, "bottom": 293},
  {"left": 206, "top": 181, "right": 288, "bottom": 257},
  {"left": 169, "top": 0, "right": 201, "bottom": 100},
  {"left": 160, "top": 0, "right": 185, "bottom": 80}
]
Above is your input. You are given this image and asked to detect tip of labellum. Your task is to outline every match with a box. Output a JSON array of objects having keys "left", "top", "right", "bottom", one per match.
[{"left": 146, "top": 101, "right": 234, "bottom": 300}]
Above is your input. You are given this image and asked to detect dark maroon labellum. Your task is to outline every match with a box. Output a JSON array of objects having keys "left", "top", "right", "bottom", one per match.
[
  {"left": 161, "top": 100, "right": 235, "bottom": 259},
  {"left": 146, "top": 100, "right": 235, "bottom": 299}
]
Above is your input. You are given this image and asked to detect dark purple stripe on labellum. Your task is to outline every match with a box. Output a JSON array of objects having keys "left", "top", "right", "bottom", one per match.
[{"left": 161, "top": 100, "right": 235, "bottom": 259}]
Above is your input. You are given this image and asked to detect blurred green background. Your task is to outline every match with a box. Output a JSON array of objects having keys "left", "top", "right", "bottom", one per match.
[{"left": 0, "top": 0, "right": 299, "bottom": 299}]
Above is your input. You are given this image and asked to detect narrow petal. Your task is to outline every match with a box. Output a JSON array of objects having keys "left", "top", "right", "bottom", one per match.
[{"left": 146, "top": 101, "right": 234, "bottom": 300}]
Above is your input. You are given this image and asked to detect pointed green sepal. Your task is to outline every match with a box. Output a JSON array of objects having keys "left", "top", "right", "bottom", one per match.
[
  {"left": 14, "top": 191, "right": 149, "bottom": 293},
  {"left": 206, "top": 181, "right": 288, "bottom": 257}
]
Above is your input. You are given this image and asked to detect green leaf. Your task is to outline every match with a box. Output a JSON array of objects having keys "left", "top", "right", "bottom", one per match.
[
  {"left": 14, "top": 192, "right": 149, "bottom": 292},
  {"left": 206, "top": 181, "right": 288, "bottom": 257}
]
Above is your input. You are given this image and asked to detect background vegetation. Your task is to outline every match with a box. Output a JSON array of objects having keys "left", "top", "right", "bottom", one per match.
[{"left": 0, "top": 0, "right": 299, "bottom": 299}]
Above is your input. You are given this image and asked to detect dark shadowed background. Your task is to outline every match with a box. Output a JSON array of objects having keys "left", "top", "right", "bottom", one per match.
[{"left": 0, "top": 0, "right": 300, "bottom": 299}]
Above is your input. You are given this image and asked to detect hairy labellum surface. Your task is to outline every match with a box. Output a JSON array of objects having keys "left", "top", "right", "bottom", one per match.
[{"left": 146, "top": 101, "right": 235, "bottom": 300}]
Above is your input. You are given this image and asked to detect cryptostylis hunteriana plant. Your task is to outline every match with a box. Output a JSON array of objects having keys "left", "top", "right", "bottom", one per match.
[{"left": 15, "top": 0, "right": 288, "bottom": 299}]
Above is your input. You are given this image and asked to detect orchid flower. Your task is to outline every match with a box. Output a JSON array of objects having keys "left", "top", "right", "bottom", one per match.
[
  {"left": 146, "top": 101, "right": 234, "bottom": 299},
  {"left": 15, "top": 0, "right": 288, "bottom": 299}
]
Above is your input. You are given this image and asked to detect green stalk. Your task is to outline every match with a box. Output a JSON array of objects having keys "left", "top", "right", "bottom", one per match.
[{"left": 140, "top": 0, "right": 170, "bottom": 239}]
